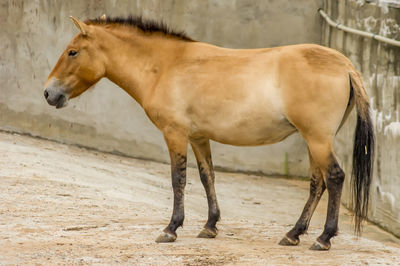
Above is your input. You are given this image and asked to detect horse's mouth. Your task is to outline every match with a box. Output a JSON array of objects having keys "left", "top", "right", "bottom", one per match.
[
  {"left": 45, "top": 91, "right": 68, "bottom": 109},
  {"left": 55, "top": 94, "right": 67, "bottom": 109}
]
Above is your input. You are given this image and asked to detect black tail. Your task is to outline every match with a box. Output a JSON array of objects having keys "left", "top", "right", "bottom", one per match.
[{"left": 350, "top": 72, "right": 375, "bottom": 235}]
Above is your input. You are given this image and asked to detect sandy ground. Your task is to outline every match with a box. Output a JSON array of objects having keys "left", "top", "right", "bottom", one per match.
[{"left": 0, "top": 131, "right": 400, "bottom": 265}]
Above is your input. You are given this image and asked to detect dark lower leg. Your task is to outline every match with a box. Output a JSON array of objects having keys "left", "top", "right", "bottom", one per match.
[
  {"left": 284, "top": 175, "right": 326, "bottom": 243},
  {"left": 312, "top": 160, "right": 344, "bottom": 250},
  {"left": 155, "top": 129, "right": 188, "bottom": 243},
  {"left": 164, "top": 153, "right": 187, "bottom": 236},
  {"left": 191, "top": 139, "right": 220, "bottom": 237},
  {"left": 199, "top": 157, "right": 220, "bottom": 233},
  {"left": 280, "top": 152, "right": 325, "bottom": 246}
]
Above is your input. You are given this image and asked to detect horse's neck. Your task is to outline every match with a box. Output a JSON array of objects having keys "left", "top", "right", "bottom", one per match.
[{"left": 103, "top": 30, "right": 185, "bottom": 106}]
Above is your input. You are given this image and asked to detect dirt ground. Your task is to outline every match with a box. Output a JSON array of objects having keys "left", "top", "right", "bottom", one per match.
[{"left": 1, "top": 131, "right": 400, "bottom": 265}]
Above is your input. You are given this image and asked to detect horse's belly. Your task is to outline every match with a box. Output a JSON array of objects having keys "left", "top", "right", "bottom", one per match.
[
  {"left": 191, "top": 112, "right": 297, "bottom": 146},
  {"left": 213, "top": 123, "right": 295, "bottom": 146}
]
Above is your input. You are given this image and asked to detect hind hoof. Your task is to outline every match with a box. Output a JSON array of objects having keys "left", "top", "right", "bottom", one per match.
[
  {"left": 278, "top": 235, "right": 299, "bottom": 246},
  {"left": 310, "top": 240, "right": 331, "bottom": 250},
  {"left": 155, "top": 232, "right": 177, "bottom": 243},
  {"left": 197, "top": 227, "right": 218, "bottom": 238}
]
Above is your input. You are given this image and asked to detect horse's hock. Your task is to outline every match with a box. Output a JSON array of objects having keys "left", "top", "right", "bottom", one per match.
[{"left": 0, "top": 0, "right": 399, "bottom": 241}]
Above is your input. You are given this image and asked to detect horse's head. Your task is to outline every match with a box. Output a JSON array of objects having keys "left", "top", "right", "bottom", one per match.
[{"left": 44, "top": 17, "right": 106, "bottom": 108}]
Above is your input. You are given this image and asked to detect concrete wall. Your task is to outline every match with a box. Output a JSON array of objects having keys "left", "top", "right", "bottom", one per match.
[
  {"left": 0, "top": 0, "right": 324, "bottom": 177},
  {"left": 322, "top": 0, "right": 400, "bottom": 237}
]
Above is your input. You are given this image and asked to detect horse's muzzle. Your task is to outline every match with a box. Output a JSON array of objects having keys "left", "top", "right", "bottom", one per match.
[{"left": 44, "top": 88, "right": 68, "bottom": 109}]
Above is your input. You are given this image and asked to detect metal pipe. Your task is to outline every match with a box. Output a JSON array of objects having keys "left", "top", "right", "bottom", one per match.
[{"left": 318, "top": 8, "right": 400, "bottom": 47}]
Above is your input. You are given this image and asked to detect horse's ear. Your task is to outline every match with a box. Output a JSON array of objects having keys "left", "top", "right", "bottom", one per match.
[
  {"left": 100, "top": 14, "right": 106, "bottom": 20},
  {"left": 70, "top": 16, "right": 89, "bottom": 36}
]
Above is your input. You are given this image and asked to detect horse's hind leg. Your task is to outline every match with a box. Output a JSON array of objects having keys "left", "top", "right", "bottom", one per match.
[
  {"left": 190, "top": 138, "right": 220, "bottom": 238},
  {"left": 279, "top": 149, "right": 326, "bottom": 246},
  {"left": 306, "top": 139, "right": 345, "bottom": 250}
]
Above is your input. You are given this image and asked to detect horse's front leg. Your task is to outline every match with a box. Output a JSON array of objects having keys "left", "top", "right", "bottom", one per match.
[
  {"left": 155, "top": 129, "right": 188, "bottom": 243},
  {"left": 190, "top": 138, "right": 220, "bottom": 238}
]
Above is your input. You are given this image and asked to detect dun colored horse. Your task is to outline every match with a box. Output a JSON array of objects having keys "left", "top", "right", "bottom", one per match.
[{"left": 44, "top": 15, "right": 374, "bottom": 250}]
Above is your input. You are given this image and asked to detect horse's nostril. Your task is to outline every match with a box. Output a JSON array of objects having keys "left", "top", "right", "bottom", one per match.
[{"left": 44, "top": 90, "right": 49, "bottom": 99}]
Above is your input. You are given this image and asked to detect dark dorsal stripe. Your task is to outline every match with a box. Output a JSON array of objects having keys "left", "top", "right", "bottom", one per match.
[{"left": 85, "top": 15, "right": 194, "bottom": 42}]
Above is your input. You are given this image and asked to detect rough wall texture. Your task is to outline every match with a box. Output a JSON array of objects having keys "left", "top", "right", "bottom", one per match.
[
  {"left": 0, "top": 0, "right": 324, "bottom": 177},
  {"left": 323, "top": 0, "right": 400, "bottom": 237}
]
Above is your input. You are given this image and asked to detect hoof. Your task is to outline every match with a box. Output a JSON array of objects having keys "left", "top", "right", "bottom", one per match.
[
  {"left": 155, "top": 232, "right": 177, "bottom": 243},
  {"left": 197, "top": 227, "right": 218, "bottom": 238},
  {"left": 278, "top": 235, "right": 299, "bottom": 246},
  {"left": 310, "top": 239, "right": 331, "bottom": 251}
]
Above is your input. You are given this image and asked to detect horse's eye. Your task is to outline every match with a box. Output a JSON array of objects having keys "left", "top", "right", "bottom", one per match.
[{"left": 68, "top": 50, "right": 78, "bottom": 57}]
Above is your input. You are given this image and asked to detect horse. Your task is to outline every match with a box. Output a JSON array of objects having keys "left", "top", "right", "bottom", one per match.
[{"left": 44, "top": 15, "right": 374, "bottom": 250}]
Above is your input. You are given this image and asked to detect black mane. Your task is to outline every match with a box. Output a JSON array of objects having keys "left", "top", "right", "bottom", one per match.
[{"left": 86, "top": 15, "right": 194, "bottom": 41}]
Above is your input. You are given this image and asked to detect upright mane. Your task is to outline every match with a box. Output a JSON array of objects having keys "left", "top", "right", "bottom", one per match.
[{"left": 85, "top": 15, "right": 194, "bottom": 42}]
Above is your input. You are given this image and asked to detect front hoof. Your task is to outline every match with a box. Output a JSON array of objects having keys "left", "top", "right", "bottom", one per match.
[
  {"left": 155, "top": 232, "right": 177, "bottom": 243},
  {"left": 197, "top": 227, "right": 218, "bottom": 238},
  {"left": 278, "top": 234, "right": 299, "bottom": 246},
  {"left": 310, "top": 239, "right": 331, "bottom": 251}
]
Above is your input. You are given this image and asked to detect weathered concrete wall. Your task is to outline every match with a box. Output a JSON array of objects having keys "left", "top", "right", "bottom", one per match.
[
  {"left": 0, "top": 0, "right": 324, "bottom": 177},
  {"left": 323, "top": 0, "right": 400, "bottom": 237}
]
